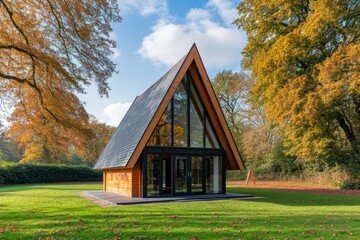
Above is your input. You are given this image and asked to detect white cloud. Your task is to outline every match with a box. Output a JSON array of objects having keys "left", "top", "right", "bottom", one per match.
[
  {"left": 138, "top": 7, "right": 247, "bottom": 70},
  {"left": 186, "top": 8, "right": 211, "bottom": 22},
  {"left": 207, "top": 0, "right": 239, "bottom": 25},
  {"left": 118, "top": 0, "right": 168, "bottom": 16},
  {"left": 102, "top": 102, "right": 132, "bottom": 126}
]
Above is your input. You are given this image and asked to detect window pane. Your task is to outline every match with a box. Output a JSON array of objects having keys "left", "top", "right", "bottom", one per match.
[
  {"left": 190, "top": 81, "right": 204, "bottom": 148},
  {"left": 205, "top": 117, "right": 220, "bottom": 148},
  {"left": 162, "top": 154, "right": 172, "bottom": 195},
  {"left": 147, "top": 154, "right": 161, "bottom": 196},
  {"left": 147, "top": 102, "right": 172, "bottom": 146},
  {"left": 173, "top": 79, "right": 188, "bottom": 147},
  {"left": 191, "top": 156, "right": 203, "bottom": 193},
  {"left": 175, "top": 156, "right": 188, "bottom": 194},
  {"left": 206, "top": 156, "right": 222, "bottom": 194}
]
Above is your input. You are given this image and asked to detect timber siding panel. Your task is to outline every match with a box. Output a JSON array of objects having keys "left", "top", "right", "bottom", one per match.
[
  {"left": 131, "top": 168, "right": 142, "bottom": 197},
  {"left": 131, "top": 161, "right": 142, "bottom": 197},
  {"left": 105, "top": 169, "right": 133, "bottom": 197},
  {"left": 104, "top": 161, "right": 142, "bottom": 197}
]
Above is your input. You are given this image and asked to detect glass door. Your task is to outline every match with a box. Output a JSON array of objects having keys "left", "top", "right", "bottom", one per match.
[
  {"left": 146, "top": 154, "right": 161, "bottom": 196},
  {"left": 174, "top": 155, "right": 204, "bottom": 195},
  {"left": 174, "top": 156, "right": 188, "bottom": 194},
  {"left": 162, "top": 155, "right": 172, "bottom": 196},
  {"left": 205, "top": 156, "right": 223, "bottom": 194},
  {"left": 191, "top": 156, "right": 203, "bottom": 194}
]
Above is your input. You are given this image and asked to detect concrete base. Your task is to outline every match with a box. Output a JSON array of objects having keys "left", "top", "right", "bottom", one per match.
[{"left": 84, "top": 191, "right": 255, "bottom": 205}]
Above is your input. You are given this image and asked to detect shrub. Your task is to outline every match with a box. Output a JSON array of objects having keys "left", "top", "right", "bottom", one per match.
[
  {"left": 226, "top": 170, "right": 247, "bottom": 181},
  {"left": 0, "top": 162, "right": 102, "bottom": 184},
  {"left": 341, "top": 180, "right": 360, "bottom": 190}
]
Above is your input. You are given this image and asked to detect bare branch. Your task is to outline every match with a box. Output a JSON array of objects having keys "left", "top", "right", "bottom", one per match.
[{"left": 0, "top": 44, "right": 38, "bottom": 59}]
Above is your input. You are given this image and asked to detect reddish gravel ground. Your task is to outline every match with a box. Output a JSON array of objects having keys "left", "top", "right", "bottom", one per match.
[{"left": 227, "top": 180, "right": 360, "bottom": 196}]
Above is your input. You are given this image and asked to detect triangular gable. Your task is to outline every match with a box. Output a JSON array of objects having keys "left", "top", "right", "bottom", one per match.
[
  {"left": 95, "top": 44, "right": 245, "bottom": 170},
  {"left": 94, "top": 55, "right": 187, "bottom": 169}
]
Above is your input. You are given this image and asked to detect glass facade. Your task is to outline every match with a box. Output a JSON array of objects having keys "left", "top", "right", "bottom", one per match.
[
  {"left": 173, "top": 81, "right": 188, "bottom": 147},
  {"left": 175, "top": 156, "right": 188, "bottom": 194},
  {"left": 145, "top": 153, "right": 224, "bottom": 197},
  {"left": 147, "top": 72, "right": 219, "bottom": 149},
  {"left": 206, "top": 156, "right": 222, "bottom": 194},
  {"left": 144, "top": 71, "right": 224, "bottom": 197},
  {"left": 147, "top": 104, "right": 172, "bottom": 146},
  {"left": 205, "top": 117, "right": 220, "bottom": 148},
  {"left": 189, "top": 81, "right": 204, "bottom": 148},
  {"left": 191, "top": 156, "right": 203, "bottom": 193},
  {"left": 146, "top": 154, "right": 161, "bottom": 196}
]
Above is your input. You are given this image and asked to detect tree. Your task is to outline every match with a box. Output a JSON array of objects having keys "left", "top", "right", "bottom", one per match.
[
  {"left": 7, "top": 90, "right": 89, "bottom": 163},
  {"left": 76, "top": 117, "right": 115, "bottom": 164},
  {"left": 0, "top": 0, "right": 121, "bottom": 128},
  {"left": 0, "top": 121, "right": 19, "bottom": 162},
  {"left": 212, "top": 70, "right": 248, "bottom": 149},
  {"left": 235, "top": 0, "right": 360, "bottom": 178},
  {"left": 212, "top": 70, "right": 275, "bottom": 160}
]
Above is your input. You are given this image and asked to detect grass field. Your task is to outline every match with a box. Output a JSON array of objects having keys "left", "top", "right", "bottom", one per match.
[{"left": 0, "top": 183, "right": 359, "bottom": 239}]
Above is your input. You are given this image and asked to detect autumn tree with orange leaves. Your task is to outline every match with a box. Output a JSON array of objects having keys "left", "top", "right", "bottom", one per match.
[
  {"left": 0, "top": 0, "right": 120, "bottom": 163},
  {"left": 235, "top": 0, "right": 359, "bottom": 179}
]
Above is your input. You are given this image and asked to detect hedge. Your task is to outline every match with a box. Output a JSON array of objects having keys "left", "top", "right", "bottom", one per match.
[
  {"left": 0, "top": 162, "right": 102, "bottom": 184},
  {"left": 341, "top": 180, "right": 360, "bottom": 190}
]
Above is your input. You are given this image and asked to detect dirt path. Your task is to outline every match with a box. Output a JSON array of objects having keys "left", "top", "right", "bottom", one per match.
[{"left": 227, "top": 181, "right": 360, "bottom": 196}]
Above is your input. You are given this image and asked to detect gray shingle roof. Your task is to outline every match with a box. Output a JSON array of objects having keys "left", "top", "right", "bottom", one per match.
[{"left": 94, "top": 55, "right": 186, "bottom": 169}]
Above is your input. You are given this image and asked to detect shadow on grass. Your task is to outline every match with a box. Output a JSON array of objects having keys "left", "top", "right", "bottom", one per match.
[{"left": 0, "top": 183, "right": 101, "bottom": 194}]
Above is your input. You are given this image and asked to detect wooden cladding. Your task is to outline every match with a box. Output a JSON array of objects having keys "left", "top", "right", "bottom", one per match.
[{"left": 104, "top": 161, "right": 142, "bottom": 197}]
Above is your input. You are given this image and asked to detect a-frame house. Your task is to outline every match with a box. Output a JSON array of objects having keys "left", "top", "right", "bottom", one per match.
[{"left": 95, "top": 44, "right": 245, "bottom": 198}]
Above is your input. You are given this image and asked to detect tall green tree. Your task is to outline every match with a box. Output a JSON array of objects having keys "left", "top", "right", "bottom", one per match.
[
  {"left": 212, "top": 70, "right": 248, "bottom": 149},
  {"left": 212, "top": 70, "right": 275, "bottom": 160},
  {"left": 235, "top": 0, "right": 360, "bottom": 178}
]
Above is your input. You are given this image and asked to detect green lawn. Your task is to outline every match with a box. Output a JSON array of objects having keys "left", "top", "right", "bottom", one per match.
[{"left": 0, "top": 183, "right": 359, "bottom": 239}]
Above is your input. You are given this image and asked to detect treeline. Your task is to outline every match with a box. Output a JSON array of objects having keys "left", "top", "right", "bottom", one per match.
[
  {"left": 223, "top": 0, "right": 359, "bottom": 187},
  {"left": 0, "top": 117, "right": 115, "bottom": 166},
  {"left": 213, "top": 70, "right": 358, "bottom": 188}
]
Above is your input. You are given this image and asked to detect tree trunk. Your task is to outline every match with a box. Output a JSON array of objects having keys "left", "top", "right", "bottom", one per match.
[
  {"left": 336, "top": 115, "right": 359, "bottom": 154},
  {"left": 43, "top": 146, "right": 50, "bottom": 164}
]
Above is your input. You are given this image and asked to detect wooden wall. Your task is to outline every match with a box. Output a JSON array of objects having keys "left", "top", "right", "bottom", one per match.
[{"left": 103, "top": 161, "right": 142, "bottom": 197}]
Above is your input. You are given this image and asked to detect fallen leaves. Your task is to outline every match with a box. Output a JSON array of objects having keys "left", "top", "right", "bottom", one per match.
[{"left": 0, "top": 225, "right": 18, "bottom": 234}]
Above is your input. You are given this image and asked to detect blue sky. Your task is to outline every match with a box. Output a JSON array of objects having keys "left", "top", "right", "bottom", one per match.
[{"left": 80, "top": 0, "right": 247, "bottom": 126}]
